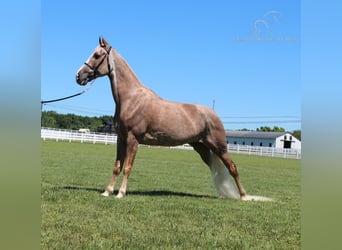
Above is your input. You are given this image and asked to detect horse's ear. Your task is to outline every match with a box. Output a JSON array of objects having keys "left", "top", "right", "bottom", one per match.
[{"left": 99, "top": 36, "right": 108, "bottom": 47}]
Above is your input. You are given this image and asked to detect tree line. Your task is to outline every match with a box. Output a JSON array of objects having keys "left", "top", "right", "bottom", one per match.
[
  {"left": 41, "top": 111, "right": 301, "bottom": 140},
  {"left": 258, "top": 126, "right": 301, "bottom": 140},
  {"left": 41, "top": 111, "right": 113, "bottom": 132}
]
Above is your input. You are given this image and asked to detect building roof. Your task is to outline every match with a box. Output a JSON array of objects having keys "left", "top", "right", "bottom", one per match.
[{"left": 225, "top": 130, "right": 288, "bottom": 139}]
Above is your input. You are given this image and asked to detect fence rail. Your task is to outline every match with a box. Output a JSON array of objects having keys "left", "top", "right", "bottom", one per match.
[
  {"left": 41, "top": 127, "right": 118, "bottom": 145},
  {"left": 41, "top": 127, "right": 301, "bottom": 159},
  {"left": 227, "top": 144, "right": 301, "bottom": 159}
]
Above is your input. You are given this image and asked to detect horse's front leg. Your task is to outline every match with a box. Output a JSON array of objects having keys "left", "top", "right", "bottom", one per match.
[
  {"left": 101, "top": 137, "right": 126, "bottom": 196},
  {"left": 116, "top": 133, "right": 139, "bottom": 198}
]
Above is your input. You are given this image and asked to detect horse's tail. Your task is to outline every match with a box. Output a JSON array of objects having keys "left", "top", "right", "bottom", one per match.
[
  {"left": 209, "top": 152, "right": 274, "bottom": 201},
  {"left": 209, "top": 152, "right": 240, "bottom": 199}
]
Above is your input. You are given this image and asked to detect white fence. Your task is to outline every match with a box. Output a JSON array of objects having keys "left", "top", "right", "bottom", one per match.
[
  {"left": 41, "top": 127, "right": 301, "bottom": 159},
  {"left": 41, "top": 127, "right": 118, "bottom": 144},
  {"left": 227, "top": 144, "right": 301, "bottom": 159}
]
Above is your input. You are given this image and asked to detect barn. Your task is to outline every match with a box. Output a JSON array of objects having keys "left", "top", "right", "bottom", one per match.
[{"left": 225, "top": 130, "right": 301, "bottom": 150}]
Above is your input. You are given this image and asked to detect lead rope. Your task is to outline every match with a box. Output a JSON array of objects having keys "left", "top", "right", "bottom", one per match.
[{"left": 41, "top": 79, "right": 96, "bottom": 104}]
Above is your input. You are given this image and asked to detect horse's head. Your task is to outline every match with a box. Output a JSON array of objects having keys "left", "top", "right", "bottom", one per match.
[{"left": 76, "top": 37, "right": 113, "bottom": 86}]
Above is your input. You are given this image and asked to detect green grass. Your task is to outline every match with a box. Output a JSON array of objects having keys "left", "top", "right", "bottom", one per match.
[{"left": 41, "top": 141, "right": 300, "bottom": 249}]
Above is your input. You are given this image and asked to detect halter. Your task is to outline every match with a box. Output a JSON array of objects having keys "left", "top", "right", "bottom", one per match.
[{"left": 84, "top": 46, "right": 113, "bottom": 78}]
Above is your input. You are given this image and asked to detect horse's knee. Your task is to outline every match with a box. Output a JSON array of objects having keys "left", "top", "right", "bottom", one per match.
[
  {"left": 123, "top": 165, "right": 133, "bottom": 176},
  {"left": 113, "top": 164, "right": 122, "bottom": 175},
  {"left": 113, "top": 159, "right": 125, "bottom": 175}
]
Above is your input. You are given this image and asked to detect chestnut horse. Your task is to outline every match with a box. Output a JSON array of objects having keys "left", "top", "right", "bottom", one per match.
[{"left": 76, "top": 37, "right": 249, "bottom": 200}]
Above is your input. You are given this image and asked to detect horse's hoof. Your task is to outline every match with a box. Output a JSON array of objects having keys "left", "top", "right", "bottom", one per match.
[
  {"left": 240, "top": 195, "right": 248, "bottom": 201},
  {"left": 101, "top": 191, "right": 110, "bottom": 197},
  {"left": 116, "top": 193, "right": 124, "bottom": 199}
]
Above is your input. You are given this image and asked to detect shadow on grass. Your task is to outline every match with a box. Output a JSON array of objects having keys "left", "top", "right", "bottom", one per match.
[
  {"left": 62, "top": 186, "right": 214, "bottom": 199},
  {"left": 128, "top": 190, "right": 214, "bottom": 199}
]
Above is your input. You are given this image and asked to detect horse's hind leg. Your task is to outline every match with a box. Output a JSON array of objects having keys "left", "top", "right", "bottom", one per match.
[
  {"left": 204, "top": 138, "right": 247, "bottom": 198},
  {"left": 102, "top": 137, "right": 126, "bottom": 196},
  {"left": 219, "top": 151, "right": 246, "bottom": 197},
  {"left": 192, "top": 141, "right": 246, "bottom": 198},
  {"left": 190, "top": 142, "right": 211, "bottom": 166}
]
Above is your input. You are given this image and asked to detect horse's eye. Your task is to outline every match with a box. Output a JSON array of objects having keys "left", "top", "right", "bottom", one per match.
[{"left": 93, "top": 53, "right": 100, "bottom": 59}]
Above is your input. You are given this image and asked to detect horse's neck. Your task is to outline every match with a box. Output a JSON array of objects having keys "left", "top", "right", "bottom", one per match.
[
  {"left": 109, "top": 51, "right": 151, "bottom": 123},
  {"left": 109, "top": 52, "right": 143, "bottom": 105}
]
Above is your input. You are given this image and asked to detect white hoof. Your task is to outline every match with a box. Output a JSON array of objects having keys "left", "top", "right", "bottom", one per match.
[
  {"left": 101, "top": 191, "right": 110, "bottom": 197},
  {"left": 116, "top": 192, "right": 124, "bottom": 199}
]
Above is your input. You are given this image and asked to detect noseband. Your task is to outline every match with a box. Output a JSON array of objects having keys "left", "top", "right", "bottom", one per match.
[{"left": 84, "top": 46, "right": 113, "bottom": 78}]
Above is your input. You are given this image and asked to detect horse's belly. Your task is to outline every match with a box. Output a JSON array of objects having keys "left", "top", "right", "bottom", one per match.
[
  {"left": 139, "top": 130, "right": 197, "bottom": 146},
  {"left": 138, "top": 102, "right": 206, "bottom": 146}
]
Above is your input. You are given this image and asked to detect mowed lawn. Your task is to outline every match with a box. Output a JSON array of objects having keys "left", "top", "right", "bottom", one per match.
[{"left": 41, "top": 141, "right": 300, "bottom": 249}]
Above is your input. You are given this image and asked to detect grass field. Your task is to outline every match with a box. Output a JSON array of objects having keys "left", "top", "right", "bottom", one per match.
[{"left": 41, "top": 141, "right": 300, "bottom": 249}]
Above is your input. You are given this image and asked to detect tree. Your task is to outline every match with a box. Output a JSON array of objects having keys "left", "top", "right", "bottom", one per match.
[
  {"left": 41, "top": 111, "right": 57, "bottom": 127},
  {"left": 272, "top": 126, "right": 285, "bottom": 132},
  {"left": 257, "top": 126, "right": 271, "bottom": 132},
  {"left": 292, "top": 130, "right": 301, "bottom": 141},
  {"left": 256, "top": 126, "right": 285, "bottom": 132}
]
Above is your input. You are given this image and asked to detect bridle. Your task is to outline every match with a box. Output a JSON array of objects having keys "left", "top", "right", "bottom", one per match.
[{"left": 84, "top": 46, "right": 113, "bottom": 78}]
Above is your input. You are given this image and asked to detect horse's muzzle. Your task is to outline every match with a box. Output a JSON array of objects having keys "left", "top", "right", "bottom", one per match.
[{"left": 76, "top": 73, "right": 90, "bottom": 86}]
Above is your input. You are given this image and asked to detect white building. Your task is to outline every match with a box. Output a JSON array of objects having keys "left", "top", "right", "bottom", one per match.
[{"left": 225, "top": 130, "right": 301, "bottom": 150}]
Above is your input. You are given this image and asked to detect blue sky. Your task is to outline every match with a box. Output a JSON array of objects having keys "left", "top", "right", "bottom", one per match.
[{"left": 42, "top": 0, "right": 300, "bottom": 131}]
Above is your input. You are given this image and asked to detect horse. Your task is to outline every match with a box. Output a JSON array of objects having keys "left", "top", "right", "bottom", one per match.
[{"left": 76, "top": 37, "right": 271, "bottom": 201}]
